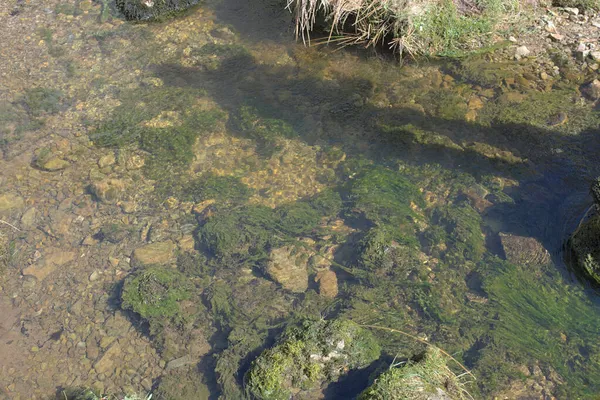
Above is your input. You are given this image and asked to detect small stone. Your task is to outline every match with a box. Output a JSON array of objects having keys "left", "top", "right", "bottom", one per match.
[
  {"left": 178, "top": 234, "right": 196, "bottom": 252},
  {"left": 165, "top": 354, "right": 195, "bottom": 371},
  {"left": 0, "top": 193, "right": 24, "bottom": 212},
  {"left": 549, "top": 33, "right": 564, "bottom": 42},
  {"left": 464, "top": 109, "right": 477, "bottom": 122},
  {"left": 589, "top": 51, "right": 600, "bottom": 62},
  {"left": 467, "top": 96, "right": 484, "bottom": 110},
  {"left": 508, "top": 36, "right": 517, "bottom": 43},
  {"left": 89, "top": 271, "right": 100, "bottom": 282},
  {"left": 39, "top": 157, "right": 70, "bottom": 171},
  {"left": 314, "top": 270, "right": 338, "bottom": 298},
  {"left": 125, "top": 154, "right": 145, "bottom": 170},
  {"left": 514, "top": 46, "right": 530, "bottom": 59},
  {"left": 563, "top": 7, "right": 579, "bottom": 15},
  {"left": 132, "top": 241, "right": 175, "bottom": 266},
  {"left": 90, "top": 179, "right": 126, "bottom": 203},
  {"left": 98, "top": 153, "right": 116, "bottom": 168}
]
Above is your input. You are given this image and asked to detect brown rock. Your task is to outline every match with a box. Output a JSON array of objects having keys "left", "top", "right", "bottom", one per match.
[
  {"left": 90, "top": 179, "right": 125, "bottom": 203},
  {"left": 22, "top": 250, "right": 75, "bottom": 281},
  {"left": 314, "top": 270, "right": 338, "bottom": 298},
  {"left": 94, "top": 343, "right": 122, "bottom": 374},
  {"left": 178, "top": 235, "right": 196, "bottom": 252},
  {"left": 132, "top": 241, "right": 175, "bottom": 266},
  {"left": 266, "top": 246, "right": 310, "bottom": 293},
  {"left": 499, "top": 233, "right": 550, "bottom": 266}
]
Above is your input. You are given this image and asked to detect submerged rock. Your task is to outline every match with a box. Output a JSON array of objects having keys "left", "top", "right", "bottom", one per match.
[
  {"left": 499, "top": 233, "right": 550, "bottom": 266},
  {"left": 246, "top": 319, "right": 380, "bottom": 400},
  {"left": 314, "top": 269, "right": 338, "bottom": 298},
  {"left": 132, "top": 241, "right": 175, "bottom": 266},
  {"left": 22, "top": 250, "right": 75, "bottom": 281},
  {"left": 116, "top": 0, "right": 201, "bottom": 21},
  {"left": 265, "top": 245, "right": 310, "bottom": 293},
  {"left": 569, "top": 179, "right": 600, "bottom": 285}
]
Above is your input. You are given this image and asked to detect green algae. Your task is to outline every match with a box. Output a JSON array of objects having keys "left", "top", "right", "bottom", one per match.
[
  {"left": 245, "top": 319, "right": 380, "bottom": 400},
  {"left": 348, "top": 166, "right": 423, "bottom": 239},
  {"left": 121, "top": 266, "right": 193, "bottom": 332},
  {"left": 155, "top": 366, "right": 211, "bottom": 400},
  {"left": 477, "top": 258, "right": 600, "bottom": 397},
  {"left": 89, "top": 85, "right": 226, "bottom": 180},
  {"left": 22, "top": 87, "right": 65, "bottom": 117},
  {"left": 433, "top": 203, "right": 485, "bottom": 261},
  {"left": 178, "top": 174, "right": 252, "bottom": 203},
  {"left": 359, "top": 346, "right": 470, "bottom": 400}
]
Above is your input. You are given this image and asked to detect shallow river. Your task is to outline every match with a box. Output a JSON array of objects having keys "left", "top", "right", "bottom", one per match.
[{"left": 1, "top": 0, "right": 600, "bottom": 399}]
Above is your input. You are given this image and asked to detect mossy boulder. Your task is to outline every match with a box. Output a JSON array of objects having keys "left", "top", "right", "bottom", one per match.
[
  {"left": 246, "top": 319, "right": 380, "bottom": 400},
  {"left": 116, "top": 0, "right": 201, "bottom": 21},
  {"left": 569, "top": 178, "right": 600, "bottom": 285},
  {"left": 121, "top": 266, "right": 193, "bottom": 332},
  {"left": 359, "top": 347, "right": 469, "bottom": 400},
  {"left": 570, "top": 216, "right": 600, "bottom": 285}
]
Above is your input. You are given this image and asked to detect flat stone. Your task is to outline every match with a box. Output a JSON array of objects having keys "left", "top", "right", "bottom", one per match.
[
  {"left": 89, "top": 179, "right": 126, "bottom": 203},
  {"left": 132, "top": 241, "right": 175, "bottom": 266},
  {"left": 563, "top": 6, "right": 579, "bottom": 15},
  {"left": 39, "top": 157, "right": 70, "bottom": 171},
  {"left": 0, "top": 193, "right": 24, "bottom": 212},
  {"left": 314, "top": 270, "right": 338, "bottom": 298},
  {"left": 94, "top": 343, "right": 122, "bottom": 374},
  {"left": 22, "top": 250, "right": 75, "bottom": 281},
  {"left": 515, "top": 46, "right": 530, "bottom": 59},
  {"left": 500, "top": 233, "right": 550, "bottom": 266},
  {"left": 266, "top": 245, "right": 310, "bottom": 293},
  {"left": 165, "top": 354, "right": 196, "bottom": 371},
  {"left": 549, "top": 33, "right": 564, "bottom": 42},
  {"left": 98, "top": 153, "right": 116, "bottom": 168}
]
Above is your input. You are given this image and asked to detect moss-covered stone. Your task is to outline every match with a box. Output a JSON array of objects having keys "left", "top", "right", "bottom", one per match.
[
  {"left": 359, "top": 346, "right": 469, "bottom": 400},
  {"left": 121, "top": 266, "right": 193, "bottom": 332},
  {"left": 116, "top": 0, "right": 201, "bottom": 21},
  {"left": 245, "top": 319, "right": 381, "bottom": 400},
  {"left": 570, "top": 215, "right": 600, "bottom": 285}
]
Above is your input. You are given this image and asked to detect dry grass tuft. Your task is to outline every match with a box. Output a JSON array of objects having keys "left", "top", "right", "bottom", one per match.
[{"left": 287, "top": 0, "right": 523, "bottom": 56}]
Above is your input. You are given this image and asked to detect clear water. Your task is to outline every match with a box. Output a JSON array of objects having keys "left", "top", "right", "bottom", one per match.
[{"left": 1, "top": 0, "right": 600, "bottom": 398}]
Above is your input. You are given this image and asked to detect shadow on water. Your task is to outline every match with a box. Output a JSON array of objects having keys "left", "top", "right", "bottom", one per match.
[
  {"left": 151, "top": 55, "right": 600, "bottom": 272},
  {"left": 210, "top": 0, "right": 294, "bottom": 43}
]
